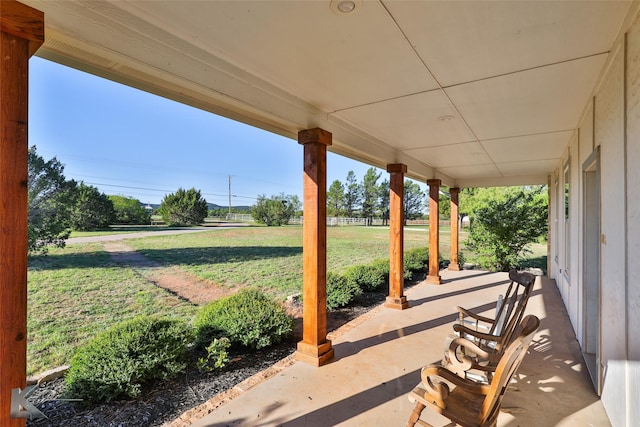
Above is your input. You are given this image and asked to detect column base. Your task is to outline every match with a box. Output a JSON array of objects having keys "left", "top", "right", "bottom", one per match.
[
  {"left": 295, "top": 340, "right": 334, "bottom": 366},
  {"left": 426, "top": 275, "right": 442, "bottom": 285},
  {"left": 385, "top": 296, "right": 409, "bottom": 310},
  {"left": 448, "top": 263, "right": 461, "bottom": 271}
]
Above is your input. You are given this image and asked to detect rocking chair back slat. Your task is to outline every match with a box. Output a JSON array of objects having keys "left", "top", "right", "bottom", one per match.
[{"left": 445, "top": 270, "right": 535, "bottom": 379}]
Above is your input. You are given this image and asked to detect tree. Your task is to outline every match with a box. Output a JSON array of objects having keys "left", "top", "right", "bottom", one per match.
[
  {"left": 110, "top": 195, "right": 151, "bottom": 225},
  {"left": 27, "top": 146, "right": 73, "bottom": 254},
  {"left": 465, "top": 186, "right": 548, "bottom": 271},
  {"left": 378, "top": 179, "right": 390, "bottom": 225},
  {"left": 158, "top": 187, "right": 208, "bottom": 226},
  {"left": 343, "top": 171, "right": 361, "bottom": 218},
  {"left": 361, "top": 168, "right": 381, "bottom": 225},
  {"left": 251, "top": 193, "right": 300, "bottom": 226},
  {"left": 460, "top": 187, "right": 522, "bottom": 228},
  {"left": 69, "top": 182, "right": 115, "bottom": 231},
  {"left": 438, "top": 189, "right": 451, "bottom": 220},
  {"left": 326, "top": 180, "right": 345, "bottom": 217},
  {"left": 404, "top": 180, "right": 424, "bottom": 222}
]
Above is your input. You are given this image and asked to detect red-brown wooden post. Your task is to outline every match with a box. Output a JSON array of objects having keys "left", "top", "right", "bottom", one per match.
[
  {"left": 449, "top": 187, "right": 461, "bottom": 271},
  {"left": 0, "top": 1, "right": 44, "bottom": 424},
  {"left": 295, "top": 128, "right": 334, "bottom": 366},
  {"left": 426, "top": 179, "right": 442, "bottom": 284},
  {"left": 385, "top": 164, "right": 408, "bottom": 310}
]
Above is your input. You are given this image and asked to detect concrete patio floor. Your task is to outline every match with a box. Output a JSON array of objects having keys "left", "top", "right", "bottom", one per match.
[{"left": 174, "top": 269, "right": 610, "bottom": 427}]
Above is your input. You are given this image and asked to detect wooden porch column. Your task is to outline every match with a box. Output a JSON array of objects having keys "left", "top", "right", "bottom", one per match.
[
  {"left": 385, "top": 164, "right": 408, "bottom": 310},
  {"left": 449, "top": 187, "right": 461, "bottom": 271},
  {"left": 295, "top": 128, "right": 334, "bottom": 366},
  {"left": 0, "top": 1, "right": 44, "bottom": 425},
  {"left": 426, "top": 179, "right": 442, "bottom": 284}
]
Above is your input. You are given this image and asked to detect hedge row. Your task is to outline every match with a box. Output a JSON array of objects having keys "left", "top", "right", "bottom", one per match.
[{"left": 327, "top": 247, "right": 430, "bottom": 310}]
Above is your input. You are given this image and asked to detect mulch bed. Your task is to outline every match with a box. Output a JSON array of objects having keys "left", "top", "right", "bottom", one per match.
[{"left": 26, "top": 290, "right": 392, "bottom": 427}]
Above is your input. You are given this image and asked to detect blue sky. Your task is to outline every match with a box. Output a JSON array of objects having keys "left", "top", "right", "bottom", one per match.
[{"left": 28, "top": 57, "right": 420, "bottom": 207}]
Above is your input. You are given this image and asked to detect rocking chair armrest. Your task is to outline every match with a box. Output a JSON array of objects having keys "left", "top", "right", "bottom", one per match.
[
  {"left": 452, "top": 324, "right": 501, "bottom": 344},
  {"left": 421, "top": 365, "right": 491, "bottom": 401},
  {"left": 443, "top": 337, "right": 490, "bottom": 377},
  {"left": 449, "top": 337, "right": 491, "bottom": 362},
  {"left": 456, "top": 306, "right": 496, "bottom": 325}
]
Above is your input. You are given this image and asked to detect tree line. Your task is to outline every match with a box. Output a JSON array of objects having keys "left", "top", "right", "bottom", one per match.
[
  {"left": 327, "top": 168, "right": 426, "bottom": 225},
  {"left": 28, "top": 146, "right": 209, "bottom": 255},
  {"left": 29, "top": 147, "right": 548, "bottom": 271},
  {"left": 251, "top": 170, "right": 549, "bottom": 272},
  {"left": 249, "top": 167, "right": 426, "bottom": 226}
]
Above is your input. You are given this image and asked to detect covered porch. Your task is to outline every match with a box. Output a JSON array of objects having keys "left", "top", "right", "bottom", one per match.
[
  {"left": 2, "top": 1, "right": 637, "bottom": 425},
  {"left": 172, "top": 269, "right": 608, "bottom": 426}
]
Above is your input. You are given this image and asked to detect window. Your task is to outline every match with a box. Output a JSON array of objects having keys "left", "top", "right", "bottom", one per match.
[
  {"left": 554, "top": 174, "right": 559, "bottom": 264},
  {"left": 563, "top": 160, "right": 570, "bottom": 279}
]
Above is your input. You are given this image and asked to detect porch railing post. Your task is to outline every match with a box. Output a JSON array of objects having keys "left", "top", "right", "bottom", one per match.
[
  {"left": 449, "top": 187, "right": 461, "bottom": 271},
  {"left": 426, "top": 179, "right": 442, "bottom": 284},
  {"left": 385, "top": 164, "right": 408, "bottom": 309},
  {"left": 295, "top": 128, "right": 334, "bottom": 366},
  {"left": 0, "top": 1, "right": 44, "bottom": 424}
]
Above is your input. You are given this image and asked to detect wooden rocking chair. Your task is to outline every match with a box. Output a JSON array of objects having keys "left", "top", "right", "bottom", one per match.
[
  {"left": 443, "top": 269, "right": 535, "bottom": 380},
  {"left": 407, "top": 314, "right": 540, "bottom": 427}
]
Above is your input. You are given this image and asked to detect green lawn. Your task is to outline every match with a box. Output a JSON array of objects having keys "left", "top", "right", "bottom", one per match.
[
  {"left": 27, "top": 224, "right": 541, "bottom": 376},
  {"left": 27, "top": 244, "right": 198, "bottom": 376},
  {"left": 126, "top": 226, "right": 440, "bottom": 296}
]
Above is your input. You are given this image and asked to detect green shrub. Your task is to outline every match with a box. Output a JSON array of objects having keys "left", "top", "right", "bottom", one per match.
[
  {"left": 197, "top": 337, "right": 231, "bottom": 373},
  {"left": 158, "top": 187, "right": 208, "bottom": 226},
  {"left": 65, "top": 317, "right": 193, "bottom": 404},
  {"left": 465, "top": 187, "right": 547, "bottom": 271},
  {"left": 194, "top": 288, "right": 293, "bottom": 350},
  {"left": 326, "top": 272, "right": 362, "bottom": 310},
  {"left": 371, "top": 258, "right": 390, "bottom": 277},
  {"left": 404, "top": 247, "right": 429, "bottom": 279},
  {"left": 457, "top": 251, "right": 466, "bottom": 268},
  {"left": 344, "top": 263, "right": 386, "bottom": 292}
]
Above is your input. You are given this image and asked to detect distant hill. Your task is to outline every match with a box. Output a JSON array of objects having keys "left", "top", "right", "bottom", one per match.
[
  {"left": 142, "top": 202, "right": 251, "bottom": 212},
  {"left": 207, "top": 203, "right": 251, "bottom": 212}
]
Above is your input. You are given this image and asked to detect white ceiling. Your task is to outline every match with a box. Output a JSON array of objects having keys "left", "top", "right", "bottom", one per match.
[{"left": 23, "top": 0, "right": 635, "bottom": 188}]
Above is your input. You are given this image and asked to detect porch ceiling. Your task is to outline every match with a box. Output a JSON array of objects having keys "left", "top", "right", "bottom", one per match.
[{"left": 22, "top": 0, "right": 634, "bottom": 187}]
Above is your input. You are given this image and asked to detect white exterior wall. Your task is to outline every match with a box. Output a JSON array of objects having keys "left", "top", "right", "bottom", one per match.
[
  {"left": 626, "top": 15, "right": 640, "bottom": 425},
  {"left": 595, "top": 43, "right": 627, "bottom": 427},
  {"left": 626, "top": 9, "right": 640, "bottom": 366},
  {"left": 550, "top": 8, "right": 640, "bottom": 426}
]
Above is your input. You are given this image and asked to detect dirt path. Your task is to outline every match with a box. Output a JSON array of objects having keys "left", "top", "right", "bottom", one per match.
[{"left": 103, "top": 241, "right": 236, "bottom": 305}]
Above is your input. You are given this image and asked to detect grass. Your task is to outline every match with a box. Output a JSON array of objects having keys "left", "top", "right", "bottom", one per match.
[
  {"left": 27, "top": 244, "right": 197, "bottom": 376},
  {"left": 518, "top": 241, "right": 548, "bottom": 272},
  {"left": 127, "top": 226, "right": 439, "bottom": 297}
]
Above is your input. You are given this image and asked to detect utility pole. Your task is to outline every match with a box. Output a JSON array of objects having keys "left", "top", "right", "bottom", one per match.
[{"left": 228, "top": 175, "right": 232, "bottom": 216}]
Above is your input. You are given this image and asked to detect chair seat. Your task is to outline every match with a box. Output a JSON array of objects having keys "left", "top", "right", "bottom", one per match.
[{"left": 409, "top": 383, "right": 485, "bottom": 427}]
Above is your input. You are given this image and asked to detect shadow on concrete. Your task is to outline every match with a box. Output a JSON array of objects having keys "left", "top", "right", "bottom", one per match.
[{"left": 409, "top": 279, "right": 509, "bottom": 307}]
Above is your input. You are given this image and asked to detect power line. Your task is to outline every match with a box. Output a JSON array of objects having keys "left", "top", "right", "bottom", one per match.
[
  {"left": 40, "top": 149, "right": 301, "bottom": 192},
  {"left": 83, "top": 181, "right": 258, "bottom": 201}
]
